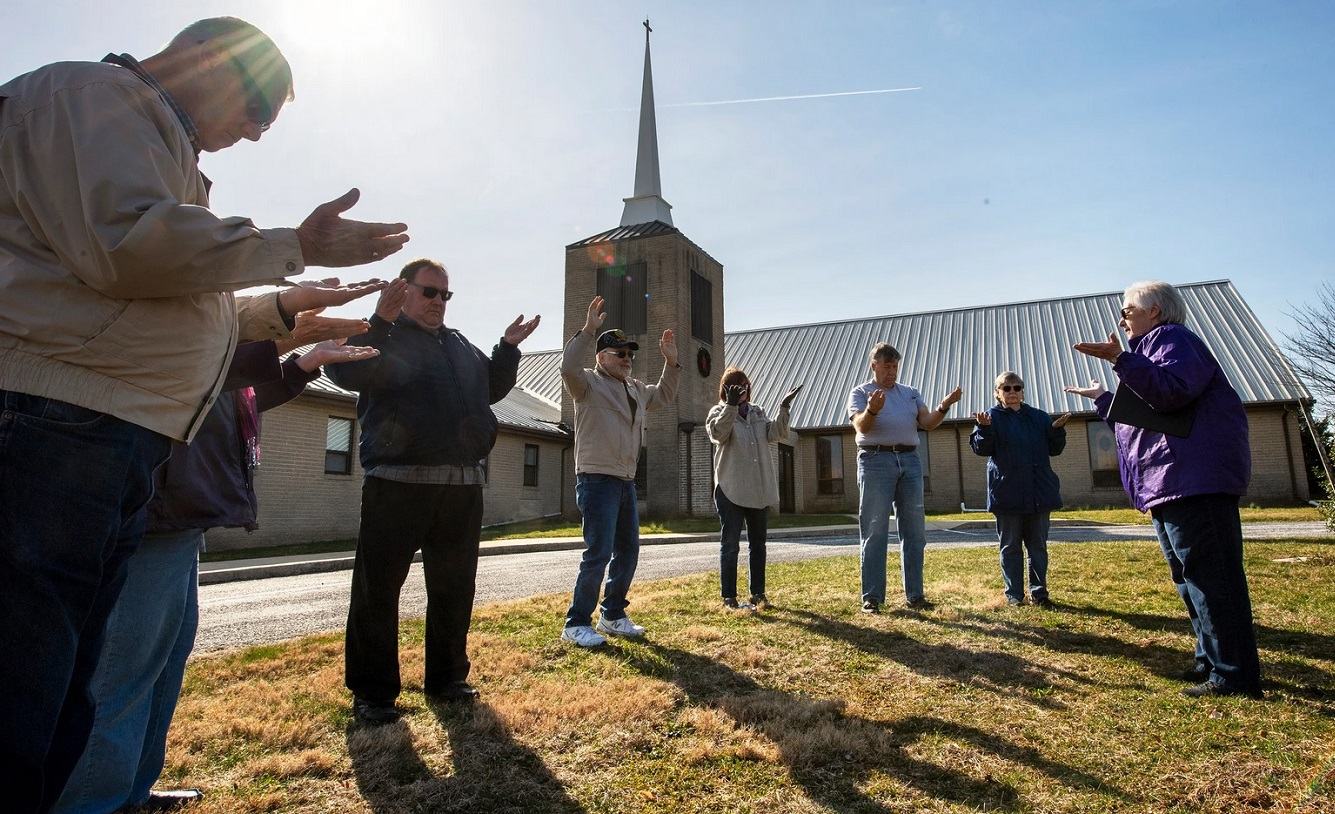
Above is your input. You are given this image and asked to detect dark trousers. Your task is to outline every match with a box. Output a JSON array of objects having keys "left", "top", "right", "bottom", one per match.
[
  {"left": 1150, "top": 493, "right": 1262, "bottom": 694},
  {"left": 715, "top": 485, "right": 768, "bottom": 600},
  {"left": 0, "top": 391, "right": 169, "bottom": 814},
  {"left": 345, "top": 477, "right": 484, "bottom": 702},
  {"left": 995, "top": 512, "right": 1050, "bottom": 602}
]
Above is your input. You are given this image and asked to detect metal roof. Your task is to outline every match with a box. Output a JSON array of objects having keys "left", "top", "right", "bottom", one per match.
[
  {"left": 289, "top": 345, "right": 567, "bottom": 439},
  {"left": 516, "top": 349, "right": 563, "bottom": 404},
  {"left": 518, "top": 280, "right": 1310, "bottom": 431},
  {"left": 566, "top": 220, "right": 679, "bottom": 248}
]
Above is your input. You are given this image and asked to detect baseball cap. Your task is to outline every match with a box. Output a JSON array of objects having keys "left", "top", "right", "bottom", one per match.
[{"left": 596, "top": 329, "right": 640, "bottom": 352}]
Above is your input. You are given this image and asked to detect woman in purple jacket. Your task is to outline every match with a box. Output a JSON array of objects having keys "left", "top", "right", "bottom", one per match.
[{"left": 1066, "top": 280, "right": 1262, "bottom": 699}]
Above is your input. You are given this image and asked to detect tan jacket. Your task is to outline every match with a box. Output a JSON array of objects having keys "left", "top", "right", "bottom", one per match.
[
  {"left": 0, "top": 61, "right": 302, "bottom": 441},
  {"left": 561, "top": 330, "right": 679, "bottom": 479},
  {"left": 706, "top": 401, "right": 790, "bottom": 509}
]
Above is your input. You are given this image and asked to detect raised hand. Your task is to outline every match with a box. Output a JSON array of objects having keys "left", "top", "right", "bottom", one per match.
[
  {"left": 866, "top": 388, "right": 886, "bottom": 416},
  {"left": 296, "top": 188, "right": 409, "bottom": 268},
  {"left": 503, "top": 314, "right": 541, "bottom": 346},
  {"left": 373, "top": 278, "right": 409, "bottom": 321},
  {"left": 724, "top": 384, "right": 746, "bottom": 406},
  {"left": 1052, "top": 412, "right": 1072, "bottom": 429},
  {"left": 279, "top": 277, "right": 387, "bottom": 316},
  {"left": 974, "top": 411, "right": 992, "bottom": 426},
  {"left": 780, "top": 384, "right": 804, "bottom": 410},
  {"left": 295, "top": 338, "right": 381, "bottom": 372},
  {"left": 660, "top": 329, "right": 678, "bottom": 366},
  {"left": 274, "top": 310, "right": 371, "bottom": 354},
  {"left": 941, "top": 386, "right": 963, "bottom": 408},
  {"left": 1073, "top": 331, "right": 1123, "bottom": 363},
  {"left": 583, "top": 296, "right": 607, "bottom": 335},
  {"left": 1063, "top": 379, "right": 1108, "bottom": 401}
]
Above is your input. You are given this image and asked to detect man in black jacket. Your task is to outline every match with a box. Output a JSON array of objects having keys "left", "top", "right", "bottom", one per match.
[{"left": 328, "top": 258, "right": 540, "bottom": 724}]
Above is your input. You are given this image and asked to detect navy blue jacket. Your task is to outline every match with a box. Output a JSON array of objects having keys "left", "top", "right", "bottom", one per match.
[
  {"left": 326, "top": 314, "right": 519, "bottom": 470},
  {"left": 148, "top": 342, "right": 317, "bottom": 533},
  {"left": 969, "top": 403, "right": 1066, "bottom": 514}
]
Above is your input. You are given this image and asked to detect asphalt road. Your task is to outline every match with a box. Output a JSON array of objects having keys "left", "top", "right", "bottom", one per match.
[{"left": 194, "top": 522, "right": 1327, "bottom": 655}]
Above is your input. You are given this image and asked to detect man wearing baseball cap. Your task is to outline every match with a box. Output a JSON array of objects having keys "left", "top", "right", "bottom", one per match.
[{"left": 559, "top": 296, "right": 679, "bottom": 646}]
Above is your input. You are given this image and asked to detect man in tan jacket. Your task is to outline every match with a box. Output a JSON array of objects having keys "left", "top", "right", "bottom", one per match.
[
  {"left": 559, "top": 296, "right": 679, "bottom": 648},
  {"left": 0, "top": 18, "right": 408, "bottom": 812}
]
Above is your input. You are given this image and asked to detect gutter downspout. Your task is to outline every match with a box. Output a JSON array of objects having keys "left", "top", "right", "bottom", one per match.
[{"left": 1281, "top": 405, "right": 1299, "bottom": 502}]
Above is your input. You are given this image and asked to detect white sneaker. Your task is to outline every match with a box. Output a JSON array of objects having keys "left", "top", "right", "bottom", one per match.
[
  {"left": 561, "top": 625, "right": 606, "bottom": 648},
  {"left": 596, "top": 614, "right": 646, "bottom": 638}
]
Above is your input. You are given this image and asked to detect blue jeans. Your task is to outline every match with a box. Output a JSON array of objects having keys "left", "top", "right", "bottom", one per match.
[
  {"left": 715, "top": 485, "right": 768, "bottom": 600},
  {"left": 995, "top": 513, "right": 1050, "bottom": 602},
  {"left": 54, "top": 530, "right": 202, "bottom": 814},
  {"left": 1151, "top": 493, "right": 1262, "bottom": 694},
  {"left": 0, "top": 391, "right": 170, "bottom": 814},
  {"left": 857, "top": 448, "right": 927, "bottom": 604},
  {"left": 565, "top": 474, "right": 639, "bottom": 628}
]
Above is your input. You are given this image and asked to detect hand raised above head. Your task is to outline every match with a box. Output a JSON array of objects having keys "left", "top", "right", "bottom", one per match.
[
  {"left": 296, "top": 188, "right": 410, "bottom": 268},
  {"left": 583, "top": 296, "right": 606, "bottom": 335},
  {"left": 1063, "top": 379, "right": 1108, "bottom": 401},
  {"left": 659, "top": 329, "right": 678, "bottom": 365}
]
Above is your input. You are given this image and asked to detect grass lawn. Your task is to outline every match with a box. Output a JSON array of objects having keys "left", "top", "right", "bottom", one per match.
[
  {"left": 172, "top": 538, "right": 1334, "bottom": 813},
  {"left": 928, "top": 506, "right": 1323, "bottom": 525}
]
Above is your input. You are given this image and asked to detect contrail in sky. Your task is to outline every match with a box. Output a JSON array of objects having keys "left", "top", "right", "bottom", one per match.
[{"left": 658, "top": 86, "right": 922, "bottom": 108}]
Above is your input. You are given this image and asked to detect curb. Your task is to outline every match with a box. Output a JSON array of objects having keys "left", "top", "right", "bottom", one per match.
[{"left": 199, "top": 525, "right": 860, "bottom": 586}]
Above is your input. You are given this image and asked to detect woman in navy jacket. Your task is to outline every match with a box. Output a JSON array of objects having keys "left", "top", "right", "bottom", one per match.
[{"left": 970, "top": 372, "right": 1070, "bottom": 606}]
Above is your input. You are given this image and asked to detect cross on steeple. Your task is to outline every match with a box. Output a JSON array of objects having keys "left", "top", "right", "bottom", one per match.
[{"left": 621, "top": 20, "right": 673, "bottom": 226}]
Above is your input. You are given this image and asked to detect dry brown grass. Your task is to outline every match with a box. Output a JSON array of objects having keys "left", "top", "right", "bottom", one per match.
[{"left": 165, "top": 539, "right": 1333, "bottom": 814}]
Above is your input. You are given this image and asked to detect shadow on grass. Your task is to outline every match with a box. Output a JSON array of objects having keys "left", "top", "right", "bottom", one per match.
[
  {"left": 778, "top": 607, "right": 1102, "bottom": 706},
  {"left": 608, "top": 640, "right": 1125, "bottom": 813},
  {"left": 345, "top": 701, "right": 585, "bottom": 814}
]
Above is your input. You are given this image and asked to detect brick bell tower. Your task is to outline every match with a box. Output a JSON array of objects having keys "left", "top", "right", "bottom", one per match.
[{"left": 562, "top": 20, "right": 725, "bottom": 518}]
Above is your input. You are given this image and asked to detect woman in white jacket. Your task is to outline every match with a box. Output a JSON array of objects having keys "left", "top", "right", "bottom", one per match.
[{"left": 705, "top": 367, "right": 800, "bottom": 611}]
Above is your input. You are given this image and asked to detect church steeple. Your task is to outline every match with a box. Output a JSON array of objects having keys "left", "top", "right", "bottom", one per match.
[{"left": 620, "top": 19, "right": 674, "bottom": 227}]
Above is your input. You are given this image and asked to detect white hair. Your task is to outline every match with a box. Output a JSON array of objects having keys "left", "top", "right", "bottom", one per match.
[{"left": 1123, "top": 280, "right": 1187, "bottom": 325}]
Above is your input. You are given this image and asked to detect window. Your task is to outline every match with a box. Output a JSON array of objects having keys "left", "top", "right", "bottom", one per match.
[
  {"left": 523, "top": 444, "right": 539, "bottom": 487},
  {"left": 325, "top": 417, "right": 354, "bottom": 475},
  {"left": 917, "top": 430, "right": 932, "bottom": 493},
  {"left": 634, "top": 447, "right": 648, "bottom": 494},
  {"left": 816, "top": 435, "right": 844, "bottom": 495},
  {"left": 690, "top": 271, "right": 713, "bottom": 344},
  {"left": 595, "top": 262, "right": 647, "bottom": 334},
  {"left": 1086, "top": 421, "right": 1121, "bottom": 488}
]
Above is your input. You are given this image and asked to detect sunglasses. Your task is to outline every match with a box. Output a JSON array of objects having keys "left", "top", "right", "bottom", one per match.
[
  {"left": 605, "top": 349, "right": 635, "bottom": 360},
  {"left": 408, "top": 282, "right": 453, "bottom": 301},
  {"left": 999, "top": 384, "right": 1024, "bottom": 392},
  {"left": 230, "top": 56, "right": 273, "bottom": 132}
]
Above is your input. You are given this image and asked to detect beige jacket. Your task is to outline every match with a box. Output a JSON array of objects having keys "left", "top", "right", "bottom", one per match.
[
  {"left": 0, "top": 61, "right": 302, "bottom": 441},
  {"left": 561, "top": 330, "right": 679, "bottom": 479},
  {"left": 706, "top": 401, "right": 790, "bottom": 509}
]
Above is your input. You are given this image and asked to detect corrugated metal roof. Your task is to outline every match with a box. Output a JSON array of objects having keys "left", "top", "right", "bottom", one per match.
[
  {"left": 518, "top": 280, "right": 1310, "bottom": 431},
  {"left": 566, "top": 220, "right": 679, "bottom": 248},
  {"left": 286, "top": 345, "right": 567, "bottom": 439},
  {"left": 516, "top": 349, "right": 563, "bottom": 404}
]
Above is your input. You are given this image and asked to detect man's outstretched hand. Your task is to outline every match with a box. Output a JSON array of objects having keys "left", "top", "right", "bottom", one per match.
[{"left": 296, "top": 189, "right": 409, "bottom": 268}]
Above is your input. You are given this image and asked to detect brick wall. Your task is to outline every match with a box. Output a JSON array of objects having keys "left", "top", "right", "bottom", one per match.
[{"left": 480, "top": 433, "right": 569, "bottom": 524}]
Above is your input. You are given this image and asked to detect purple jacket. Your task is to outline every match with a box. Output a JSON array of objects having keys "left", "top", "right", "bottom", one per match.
[{"left": 1094, "top": 322, "right": 1250, "bottom": 511}]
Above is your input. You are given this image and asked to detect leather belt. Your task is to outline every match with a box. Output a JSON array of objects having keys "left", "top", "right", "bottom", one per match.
[{"left": 859, "top": 444, "right": 917, "bottom": 453}]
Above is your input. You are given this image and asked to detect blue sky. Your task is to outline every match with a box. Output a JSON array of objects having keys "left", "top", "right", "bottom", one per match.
[{"left": 6, "top": 1, "right": 1332, "bottom": 356}]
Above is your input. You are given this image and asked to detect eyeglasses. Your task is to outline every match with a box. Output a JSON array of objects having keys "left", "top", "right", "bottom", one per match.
[
  {"left": 999, "top": 384, "right": 1024, "bottom": 392},
  {"left": 605, "top": 349, "right": 635, "bottom": 360},
  {"left": 230, "top": 56, "right": 273, "bottom": 132},
  {"left": 408, "top": 282, "right": 453, "bottom": 301}
]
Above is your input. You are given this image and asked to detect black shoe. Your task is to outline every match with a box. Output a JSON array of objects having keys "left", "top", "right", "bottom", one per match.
[
  {"left": 1031, "top": 596, "right": 1056, "bottom": 609},
  {"left": 135, "top": 789, "right": 204, "bottom": 810},
  {"left": 861, "top": 600, "right": 880, "bottom": 614},
  {"left": 1181, "top": 664, "right": 1211, "bottom": 682},
  {"left": 353, "top": 696, "right": 401, "bottom": 724},
  {"left": 749, "top": 594, "right": 770, "bottom": 610},
  {"left": 903, "top": 597, "right": 934, "bottom": 611},
  {"left": 428, "top": 681, "right": 480, "bottom": 704},
  {"left": 1181, "top": 681, "right": 1263, "bottom": 700}
]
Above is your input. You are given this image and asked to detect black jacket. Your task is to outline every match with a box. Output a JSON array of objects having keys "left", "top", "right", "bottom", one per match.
[
  {"left": 147, "top": 342, "right": 317, "bottom": 533},
  {"left": 326, "top": 314, "right": 520, "bottom": 470}
]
